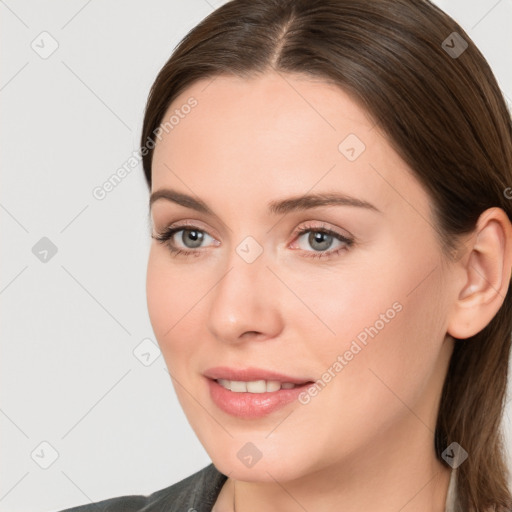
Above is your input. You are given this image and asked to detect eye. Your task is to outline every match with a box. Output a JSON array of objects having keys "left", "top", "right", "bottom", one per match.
[
  {"left": 174, "top": 228, "right": 212, "bottom": 249},
  {"left": 152, "top": 224, "right": 218, "bottom": 256},
  {"left": 291, "top": 222, "right": 354, "bottom": 259},
  {"left": 298, "top": 231, "right": 338, "bottom": 252},
  {"left": 153, "top": 221, "right": 354, "bottom": 260}
]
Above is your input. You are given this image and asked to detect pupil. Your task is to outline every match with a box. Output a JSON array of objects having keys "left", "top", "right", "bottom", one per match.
[{"left": 309, "top": 231, "right": 332, "bottom": 251}]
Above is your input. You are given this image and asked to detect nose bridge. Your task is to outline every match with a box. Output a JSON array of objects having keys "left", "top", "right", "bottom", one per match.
[{"left": 206, "top": 236, "right": 283, "bottom": 342}]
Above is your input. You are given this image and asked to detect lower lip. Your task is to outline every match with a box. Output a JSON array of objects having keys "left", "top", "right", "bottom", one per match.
[{"left": 206, "top": 378, "right": 312, "bottom": 419}]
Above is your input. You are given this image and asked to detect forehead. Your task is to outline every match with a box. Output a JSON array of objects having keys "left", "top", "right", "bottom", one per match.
[
  {"left": 153, "top": 72, "right": 373, "bottom": 166},
  {"left": 151, "top": 72, "right": 430, "bottom": 223}
]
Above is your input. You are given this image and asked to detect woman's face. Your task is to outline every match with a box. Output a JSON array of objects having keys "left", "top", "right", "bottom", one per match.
[{"left": 147, "top": 72, "right": 457, "bottom": 482}]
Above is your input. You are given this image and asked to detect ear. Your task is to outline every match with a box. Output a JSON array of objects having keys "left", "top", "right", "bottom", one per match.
[{"left": 447, "top": 207, "right": 512, "bottom": 340}]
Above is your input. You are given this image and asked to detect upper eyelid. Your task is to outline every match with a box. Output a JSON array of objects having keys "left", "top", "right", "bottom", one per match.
[{"left": 157, "top": 219, "right": 219, "bottom": 237}]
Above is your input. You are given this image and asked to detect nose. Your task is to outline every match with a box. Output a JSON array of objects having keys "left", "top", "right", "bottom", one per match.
[{"left": 206, "top": 245, "right": 284, "bottom": 344}]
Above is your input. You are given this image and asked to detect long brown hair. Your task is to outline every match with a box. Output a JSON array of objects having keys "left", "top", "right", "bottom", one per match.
[{"left": 140, "top": 1, "right": 512, "bottom": 509}]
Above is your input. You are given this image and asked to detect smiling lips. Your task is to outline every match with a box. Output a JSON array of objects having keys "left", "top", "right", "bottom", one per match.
[{"left": 203, "top": 366, "right": 314, "bottom": 418}]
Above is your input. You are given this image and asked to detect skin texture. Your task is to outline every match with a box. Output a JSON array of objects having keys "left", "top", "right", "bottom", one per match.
[{"left": 146, "top": 72, "right": 512, "bottom": 512}]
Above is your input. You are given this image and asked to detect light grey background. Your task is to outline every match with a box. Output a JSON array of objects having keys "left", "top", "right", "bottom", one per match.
[{"left": 1, "top": 1, "right": 511, "bottom": 511}]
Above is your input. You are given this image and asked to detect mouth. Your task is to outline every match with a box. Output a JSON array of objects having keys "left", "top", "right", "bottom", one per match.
[
  {"left": 214, "top": 378, "right": 307, "bottom": 393},
  {"left": 203, "top": 366, "right": 313, "bottom": 389},
  {"left": 203, "top": 367, "right": 315, "bottom": 418}
]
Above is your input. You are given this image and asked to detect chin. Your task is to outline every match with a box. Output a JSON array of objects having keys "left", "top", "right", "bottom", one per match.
[{"left": 206, "top": 441, "right": 312, "bottom": 483}]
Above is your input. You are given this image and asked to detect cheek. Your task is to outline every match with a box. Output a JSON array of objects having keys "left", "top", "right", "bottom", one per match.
[
  {"left": 284, "top": 265, "right": 395, "bottom": 363},
  {"left": 146, "top": 248, "right": 202, "bottom": 360},
  {"left": 146, "top": 250, "right": 174, "bottom": 339},
  {"left": 285, "top": 279, "right": 446, "bottom": 466},
  {"left": 333, "top": 272, "right": 447, "bottom": 417},
  {"left": 294, "top": 251, "right": 447, "bottom": 405}
]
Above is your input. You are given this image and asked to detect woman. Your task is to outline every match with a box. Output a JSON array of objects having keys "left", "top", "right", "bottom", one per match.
[{"left": 57, "top": 0, "right": 512, "bottom": 510}]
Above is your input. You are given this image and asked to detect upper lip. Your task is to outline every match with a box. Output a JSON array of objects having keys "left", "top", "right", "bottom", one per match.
[{"left": 203, "top": 366, "right": 313, "bottom": 384}]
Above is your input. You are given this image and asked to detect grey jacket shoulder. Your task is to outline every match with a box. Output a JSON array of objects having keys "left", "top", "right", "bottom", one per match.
[{"left": 54, "top": 463, "right": 228, "bottom": 512}]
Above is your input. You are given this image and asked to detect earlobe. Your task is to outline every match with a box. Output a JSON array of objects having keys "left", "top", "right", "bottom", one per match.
[{"left": 447, "top": 207, "right": 512, "bottom": 340}]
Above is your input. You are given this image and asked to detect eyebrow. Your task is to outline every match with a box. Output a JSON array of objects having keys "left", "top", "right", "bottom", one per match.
[{"left": 149, "top": 188, "right": 381, "bottom": 215}]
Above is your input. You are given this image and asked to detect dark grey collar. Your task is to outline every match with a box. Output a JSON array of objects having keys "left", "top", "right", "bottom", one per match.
[{"left": 143, "top": 463, "right": 228, "bottom": 512}]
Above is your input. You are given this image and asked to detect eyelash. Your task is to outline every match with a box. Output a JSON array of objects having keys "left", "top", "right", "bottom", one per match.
[{"left": 152, "top": 221, "right": 354, "bottom": 260}]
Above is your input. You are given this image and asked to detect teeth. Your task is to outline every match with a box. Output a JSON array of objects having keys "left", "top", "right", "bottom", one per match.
[{"left": 216, "top": 379, "right": 297, "bottom": 393}]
